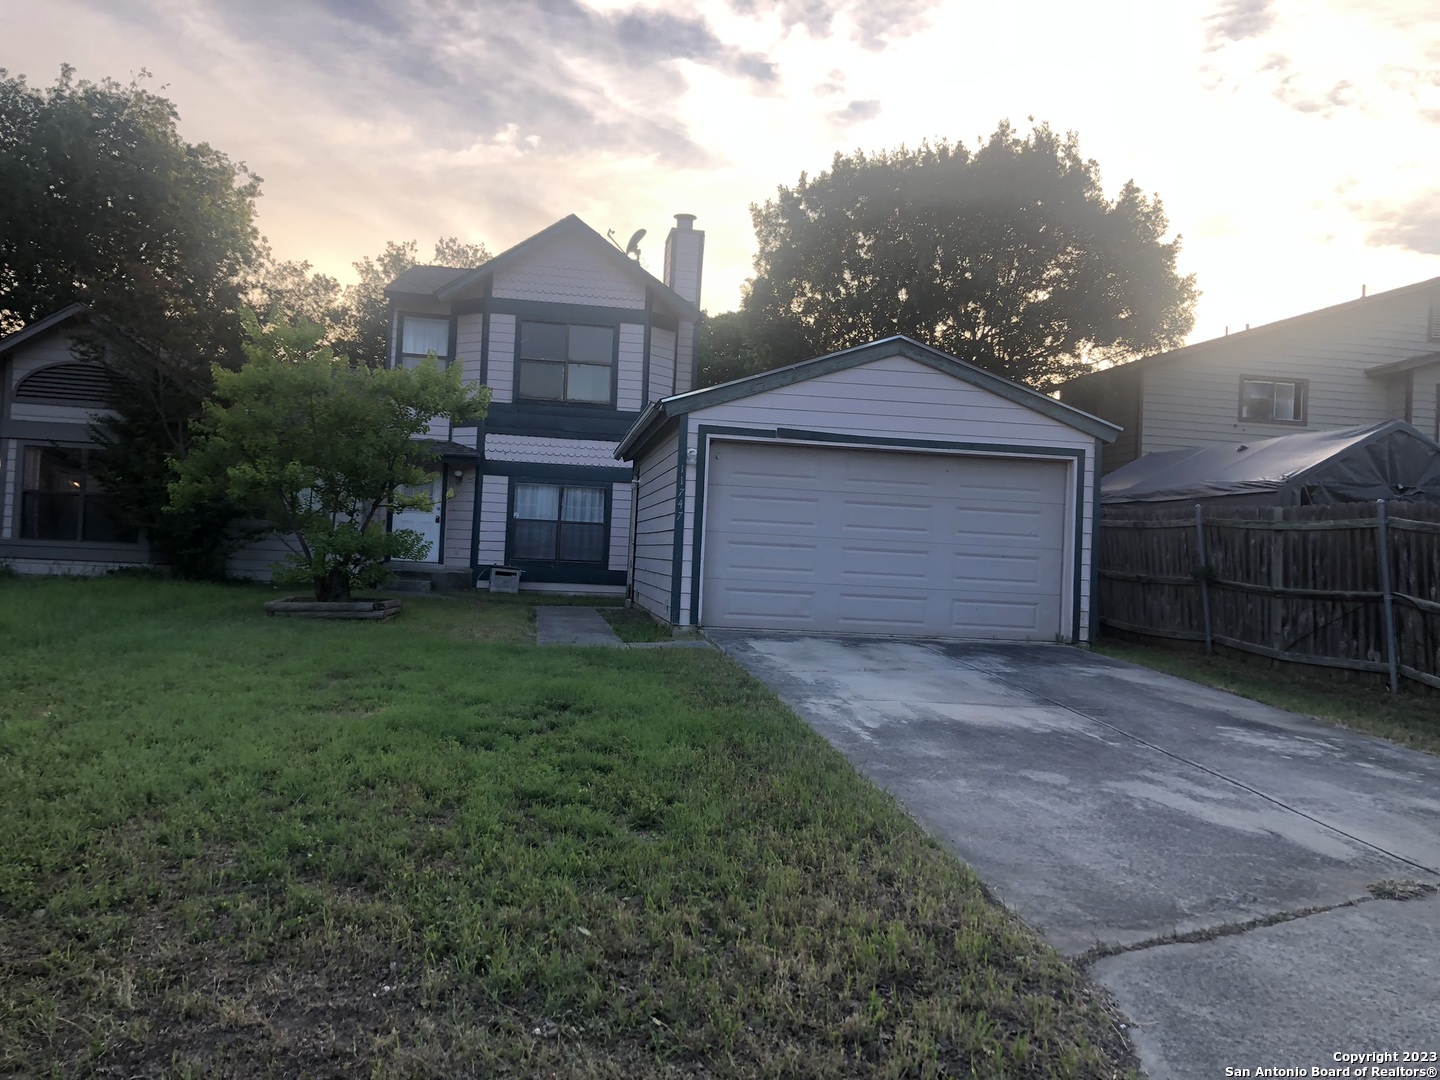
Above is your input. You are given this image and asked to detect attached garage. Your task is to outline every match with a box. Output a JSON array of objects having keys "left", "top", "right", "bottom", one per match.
[{"left": 615, "top": 337, "right": 1119, "bottom": 642}]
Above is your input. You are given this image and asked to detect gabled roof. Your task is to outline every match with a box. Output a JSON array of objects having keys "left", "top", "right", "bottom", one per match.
[
  {"left": 386, "top": 266, "right": 470, "bottom": 296},
  {"left": 0, "top": 302, "right": 90, "bottom": 355},
  {"left": 615, "top": 335, "right": 1121, "bottom": 460},
  {"left": 1059, "top": 275, "right": 1440, "bottom": 389},
  {"left": 1101, "top": 420, "right": 1440, "bottom": 504},
  {"left": 385, "top": 214, "right": 704, "bottom": 321}
]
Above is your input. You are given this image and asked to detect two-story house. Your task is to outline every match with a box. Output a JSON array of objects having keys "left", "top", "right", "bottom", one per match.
[
  {"left": 383, "top": 212, "right": 705, "bottom": 592},
  {"left": 1059, "top": 276, "right": 1440, "bottom": 473}
]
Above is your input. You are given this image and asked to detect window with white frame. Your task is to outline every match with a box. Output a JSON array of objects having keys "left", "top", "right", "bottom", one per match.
[
  {"left": 512, "top": 483, "right": 606, "bottom": 562},
  {"left": 517, "top": 322, "right": 614, "bottom": 404},
  {"left": 20, "top": 446, "right": 138, "bottom": 543},
  {"left": 1239, "top": 378, "right": 1307, "bottom": 423},
  {"left": 400, "top": 316, "right": 450, "bottom": 369}
]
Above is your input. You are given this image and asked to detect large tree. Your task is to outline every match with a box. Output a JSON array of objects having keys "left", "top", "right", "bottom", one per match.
[
  {"left": 1, "top": 65, "right": 264, "bottom": 575},
  {"left": 0, "top": 65, "right": 261, "bottom": 335},
  {"left": 172, "top": 315, "right": 489, "bottom": 602},
  {"left": 737, "top": 122, "right": 1198, "bottom": 386}
]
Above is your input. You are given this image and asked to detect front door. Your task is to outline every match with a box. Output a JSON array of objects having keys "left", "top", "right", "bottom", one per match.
[{"left": 391, "top": 475, "right": 443, "bottom": 563}]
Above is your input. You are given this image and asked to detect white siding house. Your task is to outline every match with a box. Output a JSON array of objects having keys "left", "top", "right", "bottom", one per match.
[
  {"left": 1061, "top": 277, "right": 1440, "bottom": 472},
  {"left": 384, "top": 212, "right": 706, "bottom": 592},
  {"left": 617, "top": 338, "right": 1118, "bottom": 641}
]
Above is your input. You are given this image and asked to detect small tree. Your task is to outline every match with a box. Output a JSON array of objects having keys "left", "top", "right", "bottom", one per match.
[{"left": 172, "top": 314, "right": 489, "bottom": 601}]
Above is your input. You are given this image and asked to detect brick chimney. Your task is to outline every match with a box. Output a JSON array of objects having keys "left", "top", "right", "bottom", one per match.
[{"left": 663, "top": 213, "right": 704, "bottom": 307}]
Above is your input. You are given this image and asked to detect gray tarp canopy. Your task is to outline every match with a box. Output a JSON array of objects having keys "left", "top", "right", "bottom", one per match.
[{"left": 1102, "top": 420, "right": 1440, "bottom": 507}]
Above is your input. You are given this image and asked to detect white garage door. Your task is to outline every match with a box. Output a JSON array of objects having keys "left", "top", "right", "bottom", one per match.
[{"left": 701, "top": 442, "right": 1069, "bottom": 638}]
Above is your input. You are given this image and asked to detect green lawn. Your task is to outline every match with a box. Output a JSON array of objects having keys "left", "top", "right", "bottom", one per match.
[
  {"left": 1, "top": 577, "right": 1136, "bottom": 1078},
  {"left": 1095, "top": 640, "right": 1440, "bottom": 757}
]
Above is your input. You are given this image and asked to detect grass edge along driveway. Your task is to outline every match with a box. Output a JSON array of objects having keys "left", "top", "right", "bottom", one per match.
[{"left": 1, "top": 577, "right": 1139, "bottom": 1078}]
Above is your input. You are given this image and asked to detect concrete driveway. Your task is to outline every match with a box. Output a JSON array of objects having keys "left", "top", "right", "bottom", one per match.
[{"left": 708, "top": 632, "right": 1440, "bottom": 1079}]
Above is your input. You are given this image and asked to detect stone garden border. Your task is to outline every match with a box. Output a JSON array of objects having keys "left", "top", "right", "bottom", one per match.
[{"left": 263, "top": 598, "right": 402, "bottom": 620}]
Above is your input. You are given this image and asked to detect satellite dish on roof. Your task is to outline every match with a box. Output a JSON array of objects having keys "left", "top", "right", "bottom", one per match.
[{"left": 625, "top": 228, "right": 646, "bottom": 259}]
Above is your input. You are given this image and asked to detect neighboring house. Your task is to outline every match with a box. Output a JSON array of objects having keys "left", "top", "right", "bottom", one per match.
[
  {"left": 0, "top": 304, "right": 150, "bottom": 576},
  {"left": 1059, "top": 276, "right": 1440, "bottom": 473},
  {"left": 0, "top": 303, "right": 297, "bottom": 579},
  {"left": 617, "top": 336, "right": 1118, "bottom": 641},
  {"left": 384, "top": 212, "right": 705, "bottom": 592}
]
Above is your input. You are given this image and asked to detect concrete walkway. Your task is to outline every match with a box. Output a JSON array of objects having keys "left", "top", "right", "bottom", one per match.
[
  {"left": 534, "top": 606, "right": 623, "bottom": 646},
  {"left": 709, "top": 632, "right": 1440, "bottom": 1079}
]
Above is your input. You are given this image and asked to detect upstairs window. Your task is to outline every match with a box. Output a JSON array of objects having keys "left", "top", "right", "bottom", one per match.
[
  {"left": 400, "top": 316, "right": 450, "bottom": 369},
  {"left": 518, "top": 322, "right": 614, "bottom": 404},
  {"left": 20, "top": 447, "right": 138, "bottom": 544},
  {"left": 512, "top": 483, "right": 606, "bottom": 563},
  {"left": 1240, "top": 378, "right": 1307, "bottom": 424}
]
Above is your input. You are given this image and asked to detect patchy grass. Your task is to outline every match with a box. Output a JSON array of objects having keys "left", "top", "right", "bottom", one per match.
[
  {"left": 1, "top": 577, "right": 1138, "bottom": 1078},
  {"left": 601, "top": 606, "right": 675, "bottom": 644},
  {"left": 1095, "top": 640, "right": 1440, "bottom": 757}
]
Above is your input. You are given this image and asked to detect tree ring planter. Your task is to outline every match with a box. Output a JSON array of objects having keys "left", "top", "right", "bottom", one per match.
[{"left": 264, "top": 598, "right": 402, "bottom": 620}]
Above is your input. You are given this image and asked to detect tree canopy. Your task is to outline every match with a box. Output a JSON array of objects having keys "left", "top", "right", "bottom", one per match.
[
  {"left": 250, "top": 237, "right": 491, "bottom": 368},
  {"left": 0, "top": 65, "right": 261, "bottom": 338},
  {"left": 172, "top": 315, "right": 490, "bottom": 601},
  {"left": 728, "top": 122, "right": 1197, "bottom": 387}
]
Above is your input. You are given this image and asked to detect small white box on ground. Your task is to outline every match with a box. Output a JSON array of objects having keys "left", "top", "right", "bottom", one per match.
[{"left": 488, "top": 567, "right": 522, "bottom": 593}]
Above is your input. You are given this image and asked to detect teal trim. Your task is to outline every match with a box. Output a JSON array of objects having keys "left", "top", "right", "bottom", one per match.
[
  {"left": 1089, "top": 438, "right": 1103, "bottom": 643},
  {"left": 495, "top": 298, "right": 646, "bottom": 325},
  {"left": 436, "top": 464, "right": 449, "bottom": 565},
  {"left": 641, "top": 289, "right": 653, "bottom": 406},
  {"left": 483, "top": 461, "right": 632, "bottom": 483},
  {"left": 651, "top": 311, "right": 679, "bottom": 334},
  {"left": 478, "top": 278, "right": 492, "bottom": 384},
  {"left": 1071, "top": 451, "right": 1085, "bottom": 643},
  {"left": 485, "top": 402, "right": 640, "bottom": 440},
  {"left": 773, "top": 427, "right": 1084, "bottom": 460},
  {"left": 469, "top": 469, "right": 484, "bottom": 584},
  {"left": 683, "top": 425, "right": 1088, "bottom": 640},
  {"left": 669, "top": 421, "right": 688, "bottom": 624}
]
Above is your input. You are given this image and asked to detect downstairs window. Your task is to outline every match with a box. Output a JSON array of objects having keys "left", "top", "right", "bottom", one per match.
[{"left": 512, "top": 483, "right": 606, "bottom": 563}]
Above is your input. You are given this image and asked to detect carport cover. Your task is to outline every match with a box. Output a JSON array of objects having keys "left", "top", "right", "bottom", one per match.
[{"left": 1102, "top": 420, "right": 1440, "bottom": 505}]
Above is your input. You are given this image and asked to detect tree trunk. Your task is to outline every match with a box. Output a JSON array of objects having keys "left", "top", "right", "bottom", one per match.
[{"left": 313, "top": 567, "right": 352, "bottom": 602}]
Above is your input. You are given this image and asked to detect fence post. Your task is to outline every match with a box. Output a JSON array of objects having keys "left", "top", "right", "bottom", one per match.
[
  {"left": 1269, "top": 507, "right": 1286, "bottom": 654},
  {"left": 1375, "top": 500, "right": 1399, "bottom": 693},
  {"left": 1194, "top": 504, "right": 1213, "bottom": 656}
]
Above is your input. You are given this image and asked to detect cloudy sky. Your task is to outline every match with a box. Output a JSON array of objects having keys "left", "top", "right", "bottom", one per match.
[{"left": 4, "top": 0, "right": 1438, "bottom": 344}]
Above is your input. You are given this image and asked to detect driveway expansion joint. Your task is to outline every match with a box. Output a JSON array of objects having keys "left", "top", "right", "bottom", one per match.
[{"left": 1073, "top": 895, "right": 1374, "bottom": 968}]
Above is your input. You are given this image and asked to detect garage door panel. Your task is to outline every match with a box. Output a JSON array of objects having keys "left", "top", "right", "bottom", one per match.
[
  {"left": 714, "top": 491, "right": 821, "bottom": 530},
  {"left": 716, "top": 586, "right": 818, "bottom": 623},
  {"left": 951, "top": 597, "right": 1046, "bottom": 632},
  {"left": 841, "top": 497, "right": 934, "bottom": 536},
  {"left": 836, "top": 591, "right": 928, "bottom": 629},
  {"left": 715, "top": 536, "right": 820, "bottom": 577},
  {"left": 951, "top": 552, "right": 1050, "bottom": 586},
  {"left": 837, "top": 546, "right": 934, "bottom": 586},
  {"left": 703, "top": 443, "right": 1067, "bottom": 639}
]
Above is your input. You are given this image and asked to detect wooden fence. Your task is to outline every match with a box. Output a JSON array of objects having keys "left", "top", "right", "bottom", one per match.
[{"left": 1099, "top": 502, "right": 1440, "bottom": 690}]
